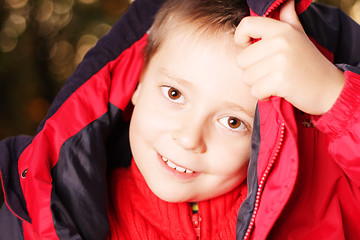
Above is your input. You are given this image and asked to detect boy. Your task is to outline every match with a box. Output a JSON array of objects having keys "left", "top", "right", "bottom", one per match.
[
  {"left": 108, "top": 0, "right": 254, "bottom": 238},
  {"left": 1, "top": 0, "right": 360, "bottom": 240}
]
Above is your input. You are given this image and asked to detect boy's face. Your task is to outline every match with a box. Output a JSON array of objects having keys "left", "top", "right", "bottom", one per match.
[{"left": 130, "top": 29, "right": 257, "bottom": 202}]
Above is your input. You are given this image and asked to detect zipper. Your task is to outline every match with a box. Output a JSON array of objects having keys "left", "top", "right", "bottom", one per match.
[
  {"left": 263, "top": 0, "right": 286, "bottom": 17},
  {"left": 191, "top": 202, "right": 201, "bottom": 239},
  {"left": 302, "top": 118, "right": 315, "bottom": 128},
  {"left": 243, "top": 123, "right": 286, "bottom": 240},
  {"left": 192, "top": 213, "right": 201, "bottom": 239}
]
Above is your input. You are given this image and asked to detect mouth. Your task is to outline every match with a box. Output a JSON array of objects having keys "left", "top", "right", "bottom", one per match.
[{"left": 161, "top": 156, "right": 195, "bottom": 174}]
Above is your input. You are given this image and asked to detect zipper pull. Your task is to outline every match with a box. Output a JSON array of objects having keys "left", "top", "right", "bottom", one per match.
[
  {"left": 192, "top": 213, "right": 201, "bottom": 239},
  {"left": 302, "top": 118, "right": 315, "bottom": 128}
]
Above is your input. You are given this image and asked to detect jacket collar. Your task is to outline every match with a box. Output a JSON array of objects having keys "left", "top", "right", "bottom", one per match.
[
  {"left": 108, "top": 161, "right": 248, "bottom": 239},
  {"left": 247, "top": 0, "right": 312, "bottom": 17}
]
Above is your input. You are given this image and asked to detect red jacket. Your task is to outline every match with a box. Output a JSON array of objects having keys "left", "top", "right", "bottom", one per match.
[
  {"left": 107, "top": 160, "right": 248, "bottom": 239},
  {"left": 1, "top": 0, "right": 360, "bottom": 239}
]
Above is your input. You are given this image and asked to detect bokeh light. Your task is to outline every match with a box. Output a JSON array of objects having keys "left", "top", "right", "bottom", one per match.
[
  {"left": 7, "top": 14, "right": 27, "bottom": 35},
  {"left": 0, "top": 0, "right": 132, "bottom": 143},
  {"left": 49, "top": 40, "right": 75, "bottom": 81},
  {"left": 5, "top": 0, "right": 29, "bottom": 9},
  {"left": 78, "top": 0, "right": 98, "bottom": 5},
  {"left": 75, "top": 34, "right": 98, "bottom": 65},
  {"left": 0, "top": 28, "right": 18, "bottom": 52}
]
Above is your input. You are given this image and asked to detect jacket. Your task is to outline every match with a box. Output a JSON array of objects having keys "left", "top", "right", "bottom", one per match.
[
  {"left": 1, "top": 0, "right": 360, "bottom": 239},
  {"left": 106, "top": 160, "right": 248, "bottom": 239}
]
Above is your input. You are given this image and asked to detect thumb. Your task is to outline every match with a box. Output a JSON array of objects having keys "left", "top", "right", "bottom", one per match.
[{"left": 279, "top": 0, "right": 305, "bottom": 33}]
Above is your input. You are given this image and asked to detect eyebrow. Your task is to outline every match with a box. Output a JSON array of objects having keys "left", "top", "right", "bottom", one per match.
[
  {"left": 225, "top": 101, "right": 255, "bottom": 119},
  {"left": 159, "top": 68, "right": 194, "bottom": 89}
]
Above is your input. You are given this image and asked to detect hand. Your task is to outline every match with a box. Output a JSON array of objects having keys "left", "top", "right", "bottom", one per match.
[{"left": 234, "top": 0, "right": 345, "bottom": 115}]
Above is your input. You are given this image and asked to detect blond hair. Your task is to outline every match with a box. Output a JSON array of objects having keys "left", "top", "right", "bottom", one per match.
[{"left": 145, "top": 0, "right": 249, "bottom": 64}]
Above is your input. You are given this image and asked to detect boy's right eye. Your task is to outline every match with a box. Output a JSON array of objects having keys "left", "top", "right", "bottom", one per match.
[
  {"left": 218, "top": 116, "right": 248, "bottom": 132},
  {"left": 161, "top": 86, "right": 185, "bottom": 104}
]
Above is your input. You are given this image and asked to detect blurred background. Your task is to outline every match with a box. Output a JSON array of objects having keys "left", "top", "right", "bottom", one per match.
[{"left": 0, "top": 0, "right": 359, "bottom": 208}]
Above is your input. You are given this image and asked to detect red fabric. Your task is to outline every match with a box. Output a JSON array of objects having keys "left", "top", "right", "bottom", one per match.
[
  {"left": 295, "top": 0, "right": 312, "bottom": 14},
  {"left": 242, "top": 1, "right": 360, "bottom": 239},
  {"left": 263, "top": 0, "right": 312, "bottom": 18},
  {"left": 314, "top": 71, "right": 360, "bottom": 186},
  {"left": 23, "top": 222, "right": 41, "bottom": 240},
  {"left": 109, "top": 35, "right": 147, "bottom": 110},
  {"left": 107, "top": 161, "right": 247, "bottom": 240},
  {"left": 17, "top": 36, "right": 147, "bottom": 240},
  {"left": 249, "top": 0, "right": 311, "bottom": 17},
  {"left": 248, "top": 70, "right": 360, "bottom": 239},
  {"left": 19, "top": 66, "right": 111, "bottom": 240}
]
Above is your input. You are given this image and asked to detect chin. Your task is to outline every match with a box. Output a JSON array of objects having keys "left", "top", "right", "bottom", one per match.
[
  {"left": 149, "top": 186, "right": 195, "bottom": 203},
  {"left": 155, "top": 191, "right": 191, "bottom": 203},
  {"left": 152, "top": 188, "right": 220, "bottom": 203}
]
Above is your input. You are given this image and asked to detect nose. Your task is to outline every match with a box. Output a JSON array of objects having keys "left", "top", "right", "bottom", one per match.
[{"left": 172, "top": 118, "right": 207, "bottom": 153}]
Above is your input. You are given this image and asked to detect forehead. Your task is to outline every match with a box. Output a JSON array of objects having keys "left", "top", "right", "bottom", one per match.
[
  {"left": 145, "top": 27, "right": 256, "bottom": 117},
  {"left": 152, "top": 26, "right": 241, "bottom": 79},
  {"left": 164, "top": 23, "right": 238, "bottom": 57}
]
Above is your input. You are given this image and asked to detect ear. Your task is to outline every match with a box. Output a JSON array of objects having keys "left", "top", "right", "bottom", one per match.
[{"left": 131, "top": 82, "right": 142, "bottom": 105}]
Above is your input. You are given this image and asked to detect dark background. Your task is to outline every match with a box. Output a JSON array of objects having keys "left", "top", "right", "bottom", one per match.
[
  {"left": 0, "top": 0, "right": 130, "bottom": 208},
  {"left": 1, "top": 0, "right": 359, "bottom": 210}
]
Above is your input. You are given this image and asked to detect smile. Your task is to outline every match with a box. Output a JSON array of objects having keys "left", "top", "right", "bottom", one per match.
[{"left": 161, "top": 156, "right": 194, "bottom": 174}]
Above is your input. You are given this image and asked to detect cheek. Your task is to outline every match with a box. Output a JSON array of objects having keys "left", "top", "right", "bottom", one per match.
[
  {"left": 210, "top": 137, "right": 251, "bottom": 176},
  {"left": 130, "top": 99, "right": 170, "bottom": 147}
]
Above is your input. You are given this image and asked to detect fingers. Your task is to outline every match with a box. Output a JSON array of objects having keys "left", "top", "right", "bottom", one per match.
[
  {"left": 234, "top": 17, "right": 283, "bottom": 47},
  {"left": 234, "top": 0, "right": 305, "bottom": 48},
  {"left": 250, "top": 77, "right": 276, "bottom": 100},
  {"left": 237, "top": 35, "right": 289, "bottom": 69},
  {"left": 241, "top": 57, "right": 285, "bottom": 100},
  {"left": 279, "top": 0, "right": 305, "bottom": 33},
  {"left": 234, "top": 0, "right": 308, "bottom": 103}
]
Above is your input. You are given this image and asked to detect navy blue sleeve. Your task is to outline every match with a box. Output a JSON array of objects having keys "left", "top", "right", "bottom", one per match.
[
  {"left": 0, "top": 136, "right": 32, "bottom": 223},
  {"left": 0, "top": 203, "right": 24, "bottom": 240}
]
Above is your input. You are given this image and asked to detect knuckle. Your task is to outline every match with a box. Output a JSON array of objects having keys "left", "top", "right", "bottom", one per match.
[
  {"left": 274, "top": 71, "right": 286, "bottom": 84},
  {"left": 251, "top": 86, "right": 259, "bottom": 98},
  {"left": 274, "top": 35, "right": 291, "bottom": 49},
  {"left": 242, "top": 70, "right": 251, "bottom": 84},
  {"left": 282, "top": 23, "right": 295, "bottom": 33},
  {"left": 273, "top": 52, "right": 289, "bottom": 65},
  {"left": 252, "top": 85, "right": 266, "bottom": 100},
  {"left": 239, "top": 16, "right": 252, "bottom": 28}
]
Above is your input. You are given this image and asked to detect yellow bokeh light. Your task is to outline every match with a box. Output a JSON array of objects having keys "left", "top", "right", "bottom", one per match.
[
  {"left": 75, "top": 34, "right": 98, "bottom": 65},
  {"left": 0, "top": 28, "right": 18, "bottom": 52},
  {"left": 7, "top": 14, "right": 27, "bottom": 35},
  {"left": 5, "top": 0, "right": 28, "bottom": 9},
  {"left": 35, "top": 0, "right": 54, "bottom": 22},
  {"left": 77, "top": 0, "right": 98, "bottom": 5},
  {"left": 53, "top": 0, "right": 74, "bottom": 15}
]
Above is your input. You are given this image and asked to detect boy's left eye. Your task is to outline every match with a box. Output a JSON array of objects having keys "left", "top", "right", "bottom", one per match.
[
  {"left": 161, "top": 86, "right": 185, "bottom": 104},
  {"left": 218, "top": 116, "right": 247, "bottom": 132}
]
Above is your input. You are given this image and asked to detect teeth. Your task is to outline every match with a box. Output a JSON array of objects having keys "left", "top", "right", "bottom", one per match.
[
  {"left": 161, "top": 156, "right": 194, "bottom": 174},
  {"left": 167, "top": 160, "right": 177, "bottom": 169},
  {"left": 175, "top": 166, "right": 186, "bottom": 172}
]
